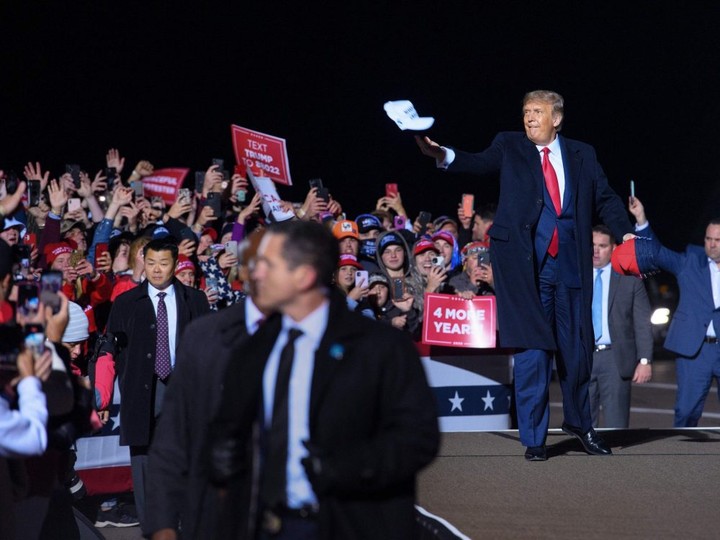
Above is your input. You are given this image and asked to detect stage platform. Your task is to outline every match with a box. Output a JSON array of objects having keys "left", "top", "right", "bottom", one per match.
[{"left": 417, "top": 428, "right": 720, "bottom": 539}]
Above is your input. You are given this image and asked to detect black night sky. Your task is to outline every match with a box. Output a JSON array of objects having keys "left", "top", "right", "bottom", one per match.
[{"left": 1, "top": 2, "right": 719, "bottom": 249}]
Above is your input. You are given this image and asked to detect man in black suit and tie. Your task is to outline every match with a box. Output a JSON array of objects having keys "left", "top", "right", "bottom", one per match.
[
  {"left": 590, "top": 225, "right": 653, "bottom": 428},
  {"left": 145, "top": 230, "right": 269, "bottom": 540},
  {"left": 417, "top": 90, "right": 634, "bottom": 460},
  {"left": 103, "top": 238, "right": 210, "bottom": 532},
  {"left": 209, "top": 220, "right": 439, "bottom": 540}
]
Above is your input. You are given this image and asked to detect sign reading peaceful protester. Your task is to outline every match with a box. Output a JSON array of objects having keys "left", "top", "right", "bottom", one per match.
[
  {"left": 142, "top": 168, "right": 189, "bottom": 205},
  {"left": 231, "top": 125, "right": 292, "bottom": 185},
  {"left": 422, "top": 293, "right": 497, "bottom": 348}
]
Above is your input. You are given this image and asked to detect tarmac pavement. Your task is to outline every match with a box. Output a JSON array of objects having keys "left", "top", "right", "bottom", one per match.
[{"left": 99, "top": 357, "right": 720, "bottom": 539}]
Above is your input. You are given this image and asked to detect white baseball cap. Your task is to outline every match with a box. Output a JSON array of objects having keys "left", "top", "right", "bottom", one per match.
[{"left": 383, "top": 100, "right": 435, "bottom": 131}]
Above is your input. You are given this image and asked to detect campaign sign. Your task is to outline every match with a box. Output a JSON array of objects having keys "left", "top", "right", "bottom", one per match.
[
  {"left": 231, "top": 125, "right": 292, "bottom": 186},
  {"left": 247, "top": 168, "right": 296, "bottom": 222},
  {"left": 142, "top": 168, "right": 189, "bottom": 205},
  {"left": 422, "top": 293, "right": 497, "bottom": 348}
]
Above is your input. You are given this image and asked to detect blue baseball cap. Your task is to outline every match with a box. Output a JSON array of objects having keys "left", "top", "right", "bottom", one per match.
[{"left": 355, "top": 214, "right": 383, "bottom": 234}]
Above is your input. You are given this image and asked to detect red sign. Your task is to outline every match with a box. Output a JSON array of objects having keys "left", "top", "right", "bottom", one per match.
[
  {"left": 141, "top": 168, "right": 189, "bottom": 205},
  {"left": 422, "top": 294, "right": 497, "bottom": 348},
  {"left": 231, "top": 125, "right": 292, "bottom": 186}
]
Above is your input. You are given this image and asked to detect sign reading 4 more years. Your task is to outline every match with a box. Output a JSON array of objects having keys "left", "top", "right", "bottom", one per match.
[{"left": 422, "top": 294, "right": 497, "bottom": 348}]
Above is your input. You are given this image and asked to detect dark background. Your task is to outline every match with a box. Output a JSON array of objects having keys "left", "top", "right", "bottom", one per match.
[{"left": 1, "top": 2, "right": 718, "bottom": 249}]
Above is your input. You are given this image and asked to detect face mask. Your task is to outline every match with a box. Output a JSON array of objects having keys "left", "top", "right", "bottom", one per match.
[{"left": 359, "top": 239, "right": 377, "bottom": 258}]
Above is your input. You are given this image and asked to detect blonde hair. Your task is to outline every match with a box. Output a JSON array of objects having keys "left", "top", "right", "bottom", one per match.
[{"left": 129, "top": 236, "right": 151, "bottom": 270}]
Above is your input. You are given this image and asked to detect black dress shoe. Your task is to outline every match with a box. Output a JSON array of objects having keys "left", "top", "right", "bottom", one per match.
[
  {"left": 561, "top": 423, "right": 612, "bottom": 455},
  {"left": 524, "top": 446, "right": 547, "bottom": 461}
]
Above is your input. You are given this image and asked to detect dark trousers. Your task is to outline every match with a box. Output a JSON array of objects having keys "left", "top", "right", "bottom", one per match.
[
  {"left": 257, "top": 517, "right": 319, "bottom": 540},
  {"left": 130, "top": 447, "right": 149, "bottom": 533},
  {"left": 130, "top": 375, "right": 169, "bottom": 534},
  {"left": 675, "top": 340, "right": 720, "bottom": 426},
  {"left": 513, "top": 255, "right": 592, "bottom": 447}
]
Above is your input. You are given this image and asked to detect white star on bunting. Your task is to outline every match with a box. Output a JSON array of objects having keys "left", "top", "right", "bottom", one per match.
[{"left": 449, "top": 391, "right": 464, "bottom": 412}]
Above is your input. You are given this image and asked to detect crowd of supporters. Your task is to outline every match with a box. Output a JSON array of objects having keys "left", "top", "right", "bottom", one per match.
[{"left": 0, "top": 148, "right": 497, "bottom": 533}]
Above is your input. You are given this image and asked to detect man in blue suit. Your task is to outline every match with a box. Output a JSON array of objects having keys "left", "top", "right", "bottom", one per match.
[
  {"left": 417, "top": 90, "right": 634, "bottom": 460},
  {"left": 629, "top": 198, "right": 720, "bottom": 426}
]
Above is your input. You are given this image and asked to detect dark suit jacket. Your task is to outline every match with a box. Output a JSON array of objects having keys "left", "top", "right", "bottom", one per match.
[
  {"left": 105, "top": 278, "right": 210, "bottom": 446},
  {"left": 144, "top": 298, "right": 250, "bottom": 539},
  {"left": 211, "top": 290, "right": 440, "bottom": 540},
  {"left": 648, "top": 234, "right": 715, "bottom": 358},
  {"left": 450, "top": 132, "right": 633, "bottom": 351},
  {"left": 607, "top": 271, "right": 653, "bottom": 378}
]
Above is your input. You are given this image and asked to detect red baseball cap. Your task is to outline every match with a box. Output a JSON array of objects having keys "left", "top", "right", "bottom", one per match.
[{"left": 338, "top": 254, "right": 362, "bottom": 270}]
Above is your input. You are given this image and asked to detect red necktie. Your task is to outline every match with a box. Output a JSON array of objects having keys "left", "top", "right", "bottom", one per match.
[{"left": 542, "top": 147, "right": 561, "bottom": 257}]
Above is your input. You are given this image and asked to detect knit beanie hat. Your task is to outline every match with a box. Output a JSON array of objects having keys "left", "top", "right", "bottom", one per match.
[{"left": 62, "top": 301, "right": 89, "bottom": 343}]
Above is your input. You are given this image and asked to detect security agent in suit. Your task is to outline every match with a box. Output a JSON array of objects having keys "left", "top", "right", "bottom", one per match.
[
  {"left": 209, "top": 220, "right": 440, "bottom": 540},
  {"left": 417, "top": 90, "right": 634, "bottom": 460},
  {"left": 104, "top": 238, "right": 210, "bottom": 532},
  {"left": 589, "top": 225, "right": 653, "bottom": 428},
  {"left": 145, "top": 230, "right": 268, "bottom": 540},
  {"left": 629, "top": 198, "right": 720, "bottom": 427}
]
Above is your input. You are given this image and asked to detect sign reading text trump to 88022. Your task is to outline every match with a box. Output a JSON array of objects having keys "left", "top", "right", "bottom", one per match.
[
  {"left": 231, "top": 124, "right": 292, "bottom": 186},
  {"left": 422, "top": 293, "right": 497, "bottom": 348}
]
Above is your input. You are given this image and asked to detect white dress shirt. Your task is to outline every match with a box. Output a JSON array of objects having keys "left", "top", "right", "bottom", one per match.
[
  {"left": 707, "top": 259, "right": 720, "bottom": 338},
  {"left": 245, "top": 296, "right": 265, "bottom": 336},
  {"left": 147, "top": 283, "right": 178, "bottom": 368},
  {"left": 263, "top": 300, "right": 330, "bottom": 509}
]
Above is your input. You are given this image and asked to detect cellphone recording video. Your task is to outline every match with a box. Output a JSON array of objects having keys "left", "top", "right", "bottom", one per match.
[
  {"left": 67, "top": 198, "right": 82, "bottom": 213},
  {"left": 195, "top": 171, "right": 205, "bottom": 194},
  {"left": 65, "top": 164, "right": 81, "bottom": 188},
  {"left": 355, "top": 270, "right": 369, "bottom": 289},
  {"left": 391, "top": 278, "right": 404, "bottom": 300},
  {"left": 417, "top": 211, "right": 432, "bottom": 235},
  {"left": 394, "top": 215, "right": 407, "bottom": 230},
  {"left": 24, "top": 324, "right": 46, "bottom": 359},
  {"left": 206, "top": 192, "right": 222, "bottom": 217},
  {"left": 205, "top": 276, "right": 219, "bottom": 292},
  {"left": 130, "top": 180, "right": 144, "bottom": 198},
  {"left": 478, "top": 251, "right": 491, "bottom": 266},
  {"left": 105, "top": 167, "right": 117, "bottom": 191},
  {"left": 224, "top": 240, "right": 238, "bottom": 258},
  {"left": 212, "top": 159, "right": 227, "bottom": 181},
  {"left": 178, "top": 188, "right": 191, "bottom": 204},
  {"left": 40, "top": 270, "right": 63, "bottom": 314},
  {"left": 212, "top": 158, "right": 224, "bottom": 172},
  {"left": 3, "top": 172, "right": 19, "bottom": 195},
  {"left": 317, "top": 187, "right": 330, "bottom": 204},
  {"left": 23, "top": 233, "right": 37, "bottom": 251},
  {"left": 17, "top": 281, "right": 40, "bottom": 317},
  {"left": 69, "top": 250, "right": 84, "bottom": 268},
  {"left": 29, "top": 180, "right": 41, "bottom": 207},
  {"left": 462, "top": 193, "right": 474, "bottom": 217},
  {"left": 95, "top": 242, "right": 109, "bottom": 263},
  {"left": 309, "top": 178, "right": 324, "bottom": 191},
  {"left": 14, "top": 245, "right": 31, "bottom": 278},
  {"left": 385, "top": 183, "right": 399, "bottom": 198}
]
